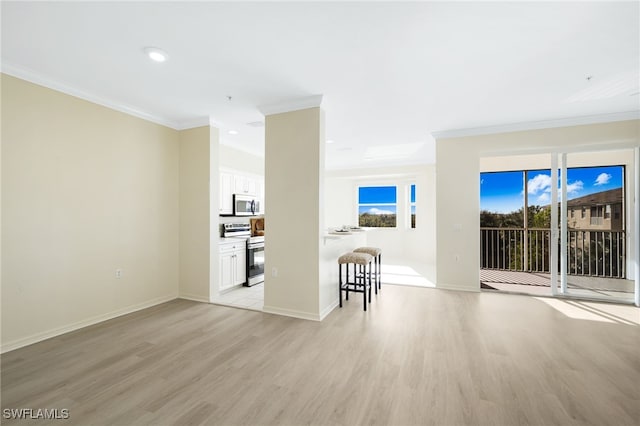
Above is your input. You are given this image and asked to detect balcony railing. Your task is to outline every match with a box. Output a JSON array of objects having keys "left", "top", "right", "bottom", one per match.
[{"left": 480, "top": 228, "right": 626, "bottom": 279}]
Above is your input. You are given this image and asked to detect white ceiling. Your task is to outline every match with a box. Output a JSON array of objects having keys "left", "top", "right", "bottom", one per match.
[{"left": 2, "top": 1, "right": 639, "bottom": 169}]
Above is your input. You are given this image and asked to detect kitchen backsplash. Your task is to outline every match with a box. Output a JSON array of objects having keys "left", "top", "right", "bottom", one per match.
[{"left": 219, "top": 215, "right": 264, "bottom": 236}]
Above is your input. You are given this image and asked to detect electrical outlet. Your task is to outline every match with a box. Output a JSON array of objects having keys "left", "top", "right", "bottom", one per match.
[
  {"left": 454, "top": 254, "right": 460, "bottom": 263},
  {"left": 116, "top": 269, "right": 123, "bottom": 279}
]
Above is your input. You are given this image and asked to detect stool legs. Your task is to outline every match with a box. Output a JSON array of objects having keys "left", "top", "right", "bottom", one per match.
[
  {"left": 345, "top": 263, "right": 350, "bottom": 300},
  {"left": 338, "top": 259, "right": 372, "bottom": 312},
  {"left": 339, "top": 263, "right": 343, "bottom": 308},
  {"left": 375, "top": 256, "right": 379, "bottom": 294},
  {"left": 368, "top": 262, "right": 372, "bottom": 303}
]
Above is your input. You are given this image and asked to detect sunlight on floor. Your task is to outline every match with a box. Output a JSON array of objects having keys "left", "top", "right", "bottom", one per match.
[
  {"left": 535, "top": 297, "right": 639, "bottom": 325},
  {"left": 382, "top": 263, "right": 435, "bottom": 288}
]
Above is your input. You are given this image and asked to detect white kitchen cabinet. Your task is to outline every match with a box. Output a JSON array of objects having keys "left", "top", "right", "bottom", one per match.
[
  {"left": 219, "top": 169, "right": 264, "bottom": 216},
  {"left": 219, "top": 171, "right": 234, "bottom": 215},
  {"left": 257, "top": 178, "right": 265, "bottom": 214},
  {"left": 233, "top": 248, "right": 247, "bottom": 285},
  {"left": 219, "top": 240, "right": 246, "bottom": 291},
  {"left": 233, "top": 175, "right": 258, "bottom": 196}
]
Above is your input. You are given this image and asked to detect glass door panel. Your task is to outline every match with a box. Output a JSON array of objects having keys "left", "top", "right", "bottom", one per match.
[{"left": 558, "top": 151, "right": 635, "bottom": 303}]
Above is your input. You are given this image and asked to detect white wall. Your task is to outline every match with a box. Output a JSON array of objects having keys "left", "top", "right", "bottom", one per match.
[
  {"left": 435, "top": 119, "right": 639, "bottom": 292},
  {"left": 324, "top": 165, "right": 436, "bottom": 281},
  {"left": 319, "top": 232, "right": 367, "bottom": 317},
  {"left": 1, "top": 74, "right": 180, "bottom": 352},
  {"left": 324, "top": 177, "right": 354, "bottom": 228}
]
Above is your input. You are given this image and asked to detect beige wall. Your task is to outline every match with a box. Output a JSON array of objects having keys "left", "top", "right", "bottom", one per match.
[
  {"left": 1, "top": 74, "right": 180, "bottom": 352},
  {"left": 179, "top": 126, "right": 213, "bottom": 302},
  {"left": 263, "top": 107, "right": 324, "bottom": 319},
  {"left": 436, "top": 120, "right": 639, "bottom": 291}
]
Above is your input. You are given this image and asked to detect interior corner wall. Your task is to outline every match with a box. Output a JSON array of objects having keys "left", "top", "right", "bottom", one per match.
[
  {"left": 178, "top": 126, "right": 213, "bottom": 302},
  {"left": 435, "top": 119, "right": 640, "bottom": 292},
  {"left": 263, "top": 107, "right": 322, "bottom": 320},
  {"left": 1, "top": 74, "right": 180, "bottom": 352}
]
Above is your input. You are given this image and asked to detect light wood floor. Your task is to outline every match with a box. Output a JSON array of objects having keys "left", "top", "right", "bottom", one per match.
[{"left": 2, "top": 285, "right": 639, "bottom": 426}]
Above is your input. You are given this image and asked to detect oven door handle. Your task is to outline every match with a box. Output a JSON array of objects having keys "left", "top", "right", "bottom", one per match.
[{"left": 248, "top": 243, "right": 264, "bottom": 250}]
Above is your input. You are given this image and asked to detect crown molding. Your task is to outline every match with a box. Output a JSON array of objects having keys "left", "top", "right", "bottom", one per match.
[
  {"left": 176, "top": 116, "right": 213, "bottom": 130},
  {"left": 1, "top": 62, "right": 184, "bottom": 129},
  {"left": 257, "top": 94, "right": 323, "bottom": 116},
  {"left": 431, "top": 111, "right": 640, "bottom": 140}
]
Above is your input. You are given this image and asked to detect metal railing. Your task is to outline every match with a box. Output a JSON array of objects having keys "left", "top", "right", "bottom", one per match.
[{"left": 480, "top": 228, "right": 626, "bottom": 278}]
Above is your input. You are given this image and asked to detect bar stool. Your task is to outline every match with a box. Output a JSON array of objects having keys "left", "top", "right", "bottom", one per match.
[
  {"left": 338, "top": 252, "right": 374, "bottom": 311},
  {"left": 353, "top": 247, "right": 382, "bottom": 292}
]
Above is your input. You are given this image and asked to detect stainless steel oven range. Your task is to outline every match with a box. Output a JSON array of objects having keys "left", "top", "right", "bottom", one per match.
[
  {"left": 246, "top": 236, "right": 265, "bottom": 286},
  {"left": 222, "top": 223, "right": 265, "bottom": 287}
]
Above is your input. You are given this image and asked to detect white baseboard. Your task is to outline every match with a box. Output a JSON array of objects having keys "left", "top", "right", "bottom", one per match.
[
  {"left": 178, "top": 293, "right": 210, "bottom": 303},
  {"left": 1, "top": 293, "right": 178, "bottom": 354},
  {"left": 436, "top": 283, "right": 481, "bottom": 292},
  {"left": 262, "top": 305, "right": 320, "bottom": 321},
  {"left": 319, "top": 300, "right": 339, "bottom": 320}
]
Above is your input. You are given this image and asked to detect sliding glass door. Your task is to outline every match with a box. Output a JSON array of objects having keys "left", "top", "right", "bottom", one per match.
[{"left": 550, "top": 149, "right": 638, "bottom": 304}]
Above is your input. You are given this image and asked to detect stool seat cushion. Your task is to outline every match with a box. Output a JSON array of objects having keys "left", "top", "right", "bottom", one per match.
[
  {"left": 338, "top": 252, "right": 373, "bottom": 265},
  {"left": 353, "top": 247, "right": 382, "bottom": 256}
]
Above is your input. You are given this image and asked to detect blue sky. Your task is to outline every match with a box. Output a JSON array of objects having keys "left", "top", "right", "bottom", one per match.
[
  {"left": 359, "top": 186, "right": 396, "bottom": 215},
  {"left": 358, "top": 185, "right": 415, "bottom": 215},
  {"left": 481, "top": 166, "right": 623, "bottom": 213}
]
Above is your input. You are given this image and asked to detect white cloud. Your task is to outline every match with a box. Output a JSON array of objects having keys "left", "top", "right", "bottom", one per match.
[
  {"left": 594, "top": 173, "right": 611, "bottom": 186},
  {"left": 367, "top": 208, "right": 394, "bottom": 215},
  {"left": 537, "top": 193, "right": 550, "bottom": 204},
  {"left": 528, "top": 174, "right": 551, "bottom": 195},
  {"left": 567, "top": 180, "right": 583, "bottom": 194},
  {"left": 526, "top": 174, "right": 583, "bottom": 204}
]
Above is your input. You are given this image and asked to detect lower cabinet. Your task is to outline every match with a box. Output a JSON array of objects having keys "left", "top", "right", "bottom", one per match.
[{"left": 219, "top": 241, "right": 247, "bottom": 291}]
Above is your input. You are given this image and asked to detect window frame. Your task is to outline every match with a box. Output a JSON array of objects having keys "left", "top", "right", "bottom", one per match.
[
  {"left": 409, "top": 183, "right": 416, "bottom": 230},
  {"left": 354, "top": 179, "right": 418, "bottom": 230},
  {"left": 357, "top": 184, "right": 398, "bottom": 229}
]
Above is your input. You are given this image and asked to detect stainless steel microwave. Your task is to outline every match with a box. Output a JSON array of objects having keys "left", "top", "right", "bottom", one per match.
[{"left": 233, "top": 194, "right": 260, "bottom": 216}]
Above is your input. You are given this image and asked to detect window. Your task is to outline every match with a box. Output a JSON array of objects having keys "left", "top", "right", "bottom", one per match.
[
  {"left": 410, "top": 184, "right": 416, "bottom": 229},
  {"left": 605, "top": 205, "right": 611, "bottom": 219},
  {"left": 590, "top": 206, "right": 604, "bottom": 225},
  {"left": 570, "top": 209, "right": 575, "bottom": 218},
  {"left": 581, "top": 207, "right": 586, "bottom": 219},
  {"left": 358, "top": 186, "right": 396, "bottom": 227}
]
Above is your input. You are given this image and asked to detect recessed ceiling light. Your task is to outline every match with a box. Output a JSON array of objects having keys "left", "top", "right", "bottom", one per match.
[
  {"left": 144, "top": 47, "right": 169, "bottom": 63},
  {"left": 228, "top": 130, "right": 238, "bottom": 135},
  {"left": 326, "top": 140, "right": 335, "bottom": 144}
]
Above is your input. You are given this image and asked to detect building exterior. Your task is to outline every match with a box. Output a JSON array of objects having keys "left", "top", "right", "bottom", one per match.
[{"left": 567, "top": 188, "right": 623, "bottom": 231}]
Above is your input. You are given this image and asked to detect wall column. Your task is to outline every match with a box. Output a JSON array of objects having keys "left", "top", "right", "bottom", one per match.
[
  {"left": 178, "top": 124, "right": 220, "bottom": 302},
  {"left": 260, "top": 97, "right": 325, "bottom": 320}
]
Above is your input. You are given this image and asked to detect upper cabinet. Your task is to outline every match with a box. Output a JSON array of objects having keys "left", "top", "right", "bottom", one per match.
[
  {"left": 219, "top": 168, "right": 264, "bottom": 215},
  {"left": 234, "top": 174, "right": 258, "bottom": 196},
  {"left": 219, "top": 171, "right": 234, "bottom": 215}
]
